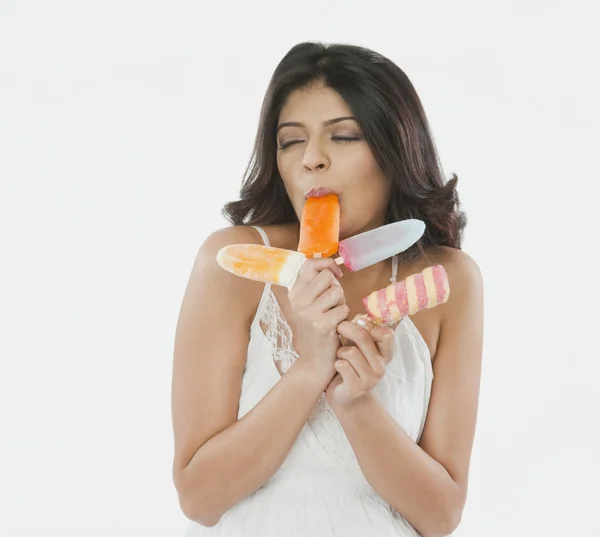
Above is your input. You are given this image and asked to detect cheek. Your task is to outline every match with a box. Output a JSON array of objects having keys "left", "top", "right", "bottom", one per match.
[
  {"left": 277, "top": 156, "right": 294, "bottom": 191},
  {"left": 348, "top": 153, "right": 389, "bottom": 194},
  {"left": 276, "top": 156, "right": 304, "bottom": 214},
  {"left": 277, "top": 153, "right": 299, "bottom": 183}
]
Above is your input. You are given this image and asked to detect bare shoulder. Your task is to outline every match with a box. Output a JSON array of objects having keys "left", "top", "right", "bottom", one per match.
[
  {"left": 424, "top": 246, "right": 481, "bottom": 275},
  {"left": 397, "top": 247, "right": 482, "bottom": 361},
  {"left": 189, "top": 225, "right": 268, "bottom": 320},
  {"left": 427, "top": 247, "right": 483, "bottom": 313},
  {"left": 250, "top": 223, "right": 300, "bottom": 250},
  {"left": 199, "top": 224, "right": 269, "bottom": 258}
]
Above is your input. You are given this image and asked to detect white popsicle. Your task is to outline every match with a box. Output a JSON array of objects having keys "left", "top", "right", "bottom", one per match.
[{"left": 336, "top": 219, "right": 425, "bottom": 271}]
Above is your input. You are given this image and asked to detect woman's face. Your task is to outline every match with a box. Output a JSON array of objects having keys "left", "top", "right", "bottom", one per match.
[{"left": 276, "top": 83, "right": 391, "bottom": 240}]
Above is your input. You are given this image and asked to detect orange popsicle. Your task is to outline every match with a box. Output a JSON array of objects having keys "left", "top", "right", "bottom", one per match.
[
  {"left": 217, "top": 244, "right": 306, "bottom": 288},
  {"left": 297, "top": 191, "right": 340, "bottom": 258}
]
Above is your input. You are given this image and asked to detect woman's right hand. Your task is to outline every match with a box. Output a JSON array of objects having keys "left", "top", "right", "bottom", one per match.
[{"left": 287, "top": 258, "right": 349, "bottom": 384}]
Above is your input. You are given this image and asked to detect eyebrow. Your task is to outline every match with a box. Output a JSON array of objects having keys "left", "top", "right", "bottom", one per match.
[{"left": 276, "top": 116, "right": 357, "bottom": 133}]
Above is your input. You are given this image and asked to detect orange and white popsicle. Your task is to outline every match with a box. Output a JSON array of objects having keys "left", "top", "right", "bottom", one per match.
[
  {"left": 297, "top": 190, "right": 340, "bottom": 258},
  {"left": 360, "top": 265, "right": 449, "bottom": 326},
  {"left": 216, "top": 244, "right": 306, "bottom": 289}
]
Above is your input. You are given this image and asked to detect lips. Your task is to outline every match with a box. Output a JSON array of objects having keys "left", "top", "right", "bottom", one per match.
[{"left": 304, "top": 187, "right": 339, "bottom": 199}]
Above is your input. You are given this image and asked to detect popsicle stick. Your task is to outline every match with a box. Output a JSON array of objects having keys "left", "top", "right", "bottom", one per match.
[{"left": 306, "top": 252, "right": 344, "bottom": 264}]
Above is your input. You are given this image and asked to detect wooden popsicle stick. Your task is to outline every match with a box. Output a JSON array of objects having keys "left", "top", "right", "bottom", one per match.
[{"left": 308, "top": 253, "right": 345, "bottom": 265}]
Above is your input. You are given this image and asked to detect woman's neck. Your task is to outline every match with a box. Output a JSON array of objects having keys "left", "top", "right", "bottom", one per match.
[{"left": 339, "top": 256, "right": 394, "bottom": 296}]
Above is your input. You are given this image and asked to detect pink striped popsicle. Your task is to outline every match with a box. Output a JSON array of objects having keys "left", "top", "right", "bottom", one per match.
[{"left": 361, "top": 265, "right": 449, "bottom": 326}]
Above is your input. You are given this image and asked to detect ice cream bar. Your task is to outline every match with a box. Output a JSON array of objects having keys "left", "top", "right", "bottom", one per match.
[
  {"left": 336, "top": 219, "right": 425, "bottom": 271},
  {"left": 361, "top": 265, "right": 449, "bottom": 325},
  {"left": 297, "top": 192, "right": 340, "bottom": 258},
  {"left": 216, "top": 244, "right": 306, "bottom": 289}
]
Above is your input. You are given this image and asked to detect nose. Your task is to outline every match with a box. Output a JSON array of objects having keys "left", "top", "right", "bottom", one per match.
[{"left": 302, "top": 140, "right": 330, "bottom": 172}]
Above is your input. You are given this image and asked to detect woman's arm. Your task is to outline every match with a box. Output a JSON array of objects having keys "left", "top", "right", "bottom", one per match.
[
  {"left": 171, "top": 227, "right": 334, "bottom": 527},
  {"left": 333, "top": 251, "right": 484, "bottom": 537}
]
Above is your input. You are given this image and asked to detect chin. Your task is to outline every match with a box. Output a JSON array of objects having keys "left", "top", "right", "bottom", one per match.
[
  {"left": 338, "top": 221, "right": 365, "bottom": 241},
  {"left": 339, "top": 216, "right": 383, "bottom": 241}
]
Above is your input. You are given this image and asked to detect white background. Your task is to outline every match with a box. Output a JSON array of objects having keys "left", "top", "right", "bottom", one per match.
[{"left": 1, "top": 1, "right": 598, "bottom": 535}]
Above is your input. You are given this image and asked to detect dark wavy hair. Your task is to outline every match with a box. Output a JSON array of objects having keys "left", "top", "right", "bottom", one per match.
[{"left": 222, "top": 42, "right": 467, "bottom": 261}]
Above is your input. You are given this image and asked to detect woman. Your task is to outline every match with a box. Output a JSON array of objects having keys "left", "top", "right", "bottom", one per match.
[{"left": 171, "top": 42, "right": 484, "bottom": 537}]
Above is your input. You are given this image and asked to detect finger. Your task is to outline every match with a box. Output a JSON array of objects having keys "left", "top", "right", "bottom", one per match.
[
  {"left": 338, "top": 333, "right": 352, "bottom": 347},
  {"left": 337, "top": 346, "right": 373, "bottom": 381},
  {"left": 312, "top": 283, "right": 345, "bottom": 313},
  {"left": 296, "top": 257, "right": 344, "bottom": 284},
  {"left": 308, "top": 305, "right": 350, "bottom": 338},
  {"left": 323, "top": 303, "right": 351, "bottom": 325},
  {"left": 337, "top": 321, "right": 388, "bottom": 375},
  {"left": 351, "top": 313, "right": 380, "bottom": 326},
  {"left": 289, "top": 267, "right": 339, "bottom": 306},
  {"left": 354, "top": 318, "right": 395, "bottom": 364},
  {"left": 341, "top": 315, "right": 368, "bottom": 346},
  {"left": 307, "top": 268, "right": 343, "bottom": 304},
  {"left": 334, "top": 358, "right": 362, "bottom": 391},
  {"left": 327, "top": 372, "right": 343, "bottom": 386},
  {"left": 363, "top": 322, "right": 396, "bottom": 364},
  {"left": 306, "top": 304, "right": 350, "bottom": 336},
  {"left": 337, "top": 320, "right": 379, "bottom": 354}
]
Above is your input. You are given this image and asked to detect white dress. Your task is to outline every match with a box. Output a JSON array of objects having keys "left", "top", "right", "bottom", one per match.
[{"left": 183, "top": 226, "right": 434, "bottom": 537}]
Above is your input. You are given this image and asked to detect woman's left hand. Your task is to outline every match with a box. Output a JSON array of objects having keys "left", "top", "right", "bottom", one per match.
[{"left": 324, "top": 318, "right": 396, "bottom": 409}]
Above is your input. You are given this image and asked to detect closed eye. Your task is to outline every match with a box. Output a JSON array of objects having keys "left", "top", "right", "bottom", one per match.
[
  {"left": 278, "top": 140, "right": 304, "bottom": 150},
  {"left": 278, "top": 135, "right": 361, "bottom": 151},
  {"left": 332, "top": 136, "right": 360, "bottom": 143}
]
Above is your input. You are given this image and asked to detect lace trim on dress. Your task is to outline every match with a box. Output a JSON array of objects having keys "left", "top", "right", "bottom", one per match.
[{"left": 259, "top": 290, "right": 299, "bottom": 376}]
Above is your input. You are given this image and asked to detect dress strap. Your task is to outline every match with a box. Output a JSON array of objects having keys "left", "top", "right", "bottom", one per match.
[
  {"left": 251, "top": 225, "right": 271, "bottom": 247},
  {"left": 390, "top": 254, "right": 399, "bottom": 283},
  {"left": 250, "top": 226, "right": 272, "bottom": 328}
]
